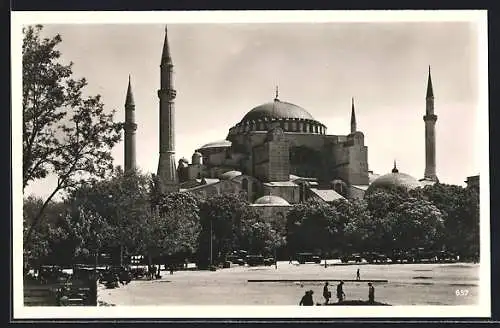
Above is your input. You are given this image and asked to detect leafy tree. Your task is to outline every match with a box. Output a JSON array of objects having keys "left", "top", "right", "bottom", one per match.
[
  {"left": 197, "top": 193, "right": 256, "bottom": 265},
  {"left": 22, "top": 25, "right": 122, "bottom": 246},
  {"left": 239, "top": 211, "right": 284, "bottom": 256},
  {"left": 66, "top": 168, "right": 152, "bottom": 262},
  {"left": 286, "top": 200, "right": 338, "bottom": 255},
  {"left": 23, "top": 196, "right": 69, "bottom": 268},
  {"left": 150, "top": 191, "right": 201, "bottom": 260},
  {"left": 386, "top": 198, "right": 444, "bottom": 251},
  {"left": 422, "top": 183, "right": 480, "bottom": 259}
]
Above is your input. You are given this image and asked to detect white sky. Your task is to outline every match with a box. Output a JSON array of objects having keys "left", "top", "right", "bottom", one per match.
[{"left": 19, "top": 15, "right": 485, "bottom": 200}]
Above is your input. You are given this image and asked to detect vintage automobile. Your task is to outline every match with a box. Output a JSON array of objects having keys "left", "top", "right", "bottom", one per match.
[
  {"left": 296, "top": 252, "right": 321, "bottom": 264},
  {"left": 363, "top": 252, "right": 389, "bottom": 264},
  {"left": 340, "top": 253, "right": 363, "bottom": 264},
  {"left": 246, "top": 255, "right": 265, "bottom": 266}
]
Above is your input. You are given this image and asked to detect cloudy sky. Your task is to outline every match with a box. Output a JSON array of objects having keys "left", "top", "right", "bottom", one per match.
[{"left": 20, "top": 13, "right": 486, "bottom": 199}]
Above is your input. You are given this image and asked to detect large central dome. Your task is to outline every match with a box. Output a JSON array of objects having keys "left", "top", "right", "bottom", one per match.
[{"left": 241, "top": 99, "right": 315, "bottom": 123}]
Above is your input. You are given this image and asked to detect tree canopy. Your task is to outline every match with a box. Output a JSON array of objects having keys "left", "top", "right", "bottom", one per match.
[{"left": 23, "top": 25, "right": 122, "bottom": 246}]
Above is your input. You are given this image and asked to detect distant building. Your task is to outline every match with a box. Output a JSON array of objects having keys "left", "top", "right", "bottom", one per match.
[
  {"left": 124, "top": 27, "right": 443, "bottom": 213},
  {"left": 465, "top": 175, "right": 479, "bottom": 190}
]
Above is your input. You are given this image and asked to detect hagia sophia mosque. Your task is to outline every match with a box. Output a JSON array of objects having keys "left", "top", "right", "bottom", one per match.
[{"left": 122, "top": 26, "right": 441, "bottom": 221}]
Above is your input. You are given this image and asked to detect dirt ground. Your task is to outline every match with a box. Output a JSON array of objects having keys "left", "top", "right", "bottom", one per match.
[{"left": 97, "top": 261, "right": 479, "bottom": 306}]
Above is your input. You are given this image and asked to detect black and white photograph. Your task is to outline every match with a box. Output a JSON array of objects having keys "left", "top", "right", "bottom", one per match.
[{"left": 12, "top": 10, "right": 490, "bottom": 319}]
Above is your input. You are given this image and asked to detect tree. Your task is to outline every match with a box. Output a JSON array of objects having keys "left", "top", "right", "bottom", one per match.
[
  {"left": 386, "top": 198, "right": 444, "bottom": 251},
  {"left": 422, "top": 183, "right": 480, "bottom": 259},
  {"left": 22, "top": 25, "right": 122, "bottom": 246},
  {"left": 239, "top": 211, "right": 284, "bottom": 256},
  {"left": 23, "top": 196, "right": 69, "bottom": 268},
  {"left": 286, "top": 200, "right": 338, "bottom": 256},
  {"left": 67, "top": 168, "right": 152, "bottom": 262},
  {"left": 149, "top": 191, "right": 201, "bottom": 261},
  {"left": 333, "top": 199, "right": 374, "bottom": 253}
]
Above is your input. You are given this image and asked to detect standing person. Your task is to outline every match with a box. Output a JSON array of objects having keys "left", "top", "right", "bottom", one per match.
[
  {"left": 368, "top": 282, "right": 375, "bottom": 304},
  {"left": 299, "top": 290, "right": 314, "bottom": 306},
  {"left": 323, "top": 282, "right": 331, "bottom": 304},
  {"left": 356, "top": 268, "right": 361, "bottom": 280},
  {"left": 336, "top": 281, "right": 346, "bottom": 303}
]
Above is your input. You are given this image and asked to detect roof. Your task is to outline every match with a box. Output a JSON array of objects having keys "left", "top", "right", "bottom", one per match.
[
  {"left": 253, "top": 195, "right": 291, "bottom": 206},
  {"left": 309, "top": 188, "right": 345, "bottom": 202},
  {"left": 368, "top": 171, "right": 422, "bottom": 192},
  {"left": 351, "top": 185, "right": 369, "bottom": 191},
  {"left": 368, "top": 172, "right": 381, "bottom": 184},
  {"left": 241, "top": 99, "right": 316, "bottom": 123},
  {"left": 198, "top": 140, "right": 232, "bottom": 150},
  {"left": 263, "top": 181, "right": 297, "bottom": 187},
  {"left": 219, "top": 170, "right": 242, "bottom": 180}
]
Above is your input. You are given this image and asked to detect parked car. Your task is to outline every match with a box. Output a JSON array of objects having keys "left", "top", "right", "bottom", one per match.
[
  {"left": 263, "top": 258, "right": 275, "bottom": 266},
  {"left": 340, "top": 253, "right": 362, "bottom": 263},
  {"left": 296, "top": 253, "right": 321, "bottom": 264},
  {"left": 363, "top": 252, "right": 389, "bottom": 264},
  {"left": 246, "top": 255, "right": 265, "bottom": 266},
  {"left": 226, "top": 255, "right": 246, "bottom": 266}
]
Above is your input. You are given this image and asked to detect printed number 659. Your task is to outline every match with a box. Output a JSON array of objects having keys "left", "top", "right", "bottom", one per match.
[{"left": 455, "top": 289, "right": 469, "bottom": 296}]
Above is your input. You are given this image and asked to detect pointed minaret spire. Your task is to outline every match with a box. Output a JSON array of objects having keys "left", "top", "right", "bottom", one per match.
[
  {"left": 426, "top": 65, "right": 434, "bottom": 99},
  {"left": 161, "top": 25, "right": 172, "bottom": 65},
  {"left": 157, "top": 26, "right": 178, "bottom": 193},
  {"left": 124, "top": 75, "right": 137, "bottom": 173},
  {"left": 423, "top": 65, "right": 439, "bottom": 182},
  {"left": 392, "top": 160, "right": 399, "bottom": 173},
  {"left": 350, "top": 97, "right": 357, "bottom": 134},
  {"left": 125, "top": 74, "right": 135, "bottom": 107},
  {"left": 274, "top": 85, "right": 279, "bottom": 101}
]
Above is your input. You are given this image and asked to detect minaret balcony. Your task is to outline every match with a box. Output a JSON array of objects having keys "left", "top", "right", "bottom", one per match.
[{"left": 423, "top": 114, "right": 437, "bottom": 122}]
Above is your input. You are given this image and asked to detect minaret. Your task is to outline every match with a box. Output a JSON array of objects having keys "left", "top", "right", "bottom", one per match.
[
  {"left": 350, "top": 97, "right": 357, "bottom": 134},
  {"left": 157, "top": 26, "right": 178, "bottom": 193},
  {"left": 423, "top": 66, "right": 439, "bottom": 182},
  {"left": 124, "top": 75, "right": 137, "bottom": 173}
]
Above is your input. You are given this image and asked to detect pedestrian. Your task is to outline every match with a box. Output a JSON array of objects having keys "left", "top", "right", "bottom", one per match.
[
  {"left": 299, "top": 290, "right": 314, "bottom": 306},
  {"left": 289, "top": 256, "right": 293, "bottom": 264},
  {"left": 323, "top": 282, "right": 331, "bottom": 304},
  {"left": 336, "top": 281, "right": 346, "bottom": 303},
  {"left": 368, "top": 282, "right": 375, "bottom": 304},
  {"left": 356, "top": 268, "right": 360, "bottom": 280}
]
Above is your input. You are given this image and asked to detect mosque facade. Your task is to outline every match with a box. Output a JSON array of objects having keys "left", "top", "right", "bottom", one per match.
[{"left": 123, "top": 27, "right": 439, "bottom": 214}]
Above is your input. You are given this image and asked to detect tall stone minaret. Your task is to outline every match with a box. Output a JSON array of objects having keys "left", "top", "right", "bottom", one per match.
[
  {"left": 350, "top": 97, "right": 357, "bottom": 134},
  {"left": 423, "top": 66, "right": 439, "bottom": 182},
  {"left": 124, "top": 75, "right": 137, "bottom": 173},
  {"left": 157, "top": 26, "right": 178, "bottom": 193}
]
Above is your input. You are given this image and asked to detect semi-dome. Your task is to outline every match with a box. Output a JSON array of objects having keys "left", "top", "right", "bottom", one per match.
[
  {"left": 367, "top": 163, "right": 422, "bottom": 192},
  {"left": 254, "top": 195, "right": 290, "bottom": 206},
  {"left": 219, "top": 170, "right": 242, "bottom": 180},
  {"left": 241, "top": 99, "right": 315, "bottom": 123},
  {"left": 198, "top": 140, "right": 232, "bottom": 150}
]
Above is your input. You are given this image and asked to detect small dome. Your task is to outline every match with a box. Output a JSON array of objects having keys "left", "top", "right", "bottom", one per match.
[
  {"left": 254, "top": 195, "right": 290, "bottom": 206},
  {"left": 368, "top": 164, "right": 422, "bottom": 192},
  {"left": 219, "top": 170, "right": 242, "bottom": 180},
  {"left": 198, "top": 140, "right": 232, "bottom": 150},
  {"left": 241, "top": 100, "right": 316, "bottom": 123}
]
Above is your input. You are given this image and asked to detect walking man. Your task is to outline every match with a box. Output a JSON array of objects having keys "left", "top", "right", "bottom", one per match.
[
  {"left": 323, "top": 282, "right": 331, "bottom": 304},
  {"left": 356, "top": 268, "right": 361, "bottom": 280},
  {"left": 336, "top": 281, "right": 346, "bottom": 303},
  {"left": 299, "top": 290, "right": 314, "bottom": 306},
  {"left": 368, "top": 282, "right": 375, "bottom": 304}
]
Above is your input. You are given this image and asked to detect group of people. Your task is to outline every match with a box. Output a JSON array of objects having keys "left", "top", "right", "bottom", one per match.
[{"left": 299, "top": 280, "right": 375, "bottom": 306}]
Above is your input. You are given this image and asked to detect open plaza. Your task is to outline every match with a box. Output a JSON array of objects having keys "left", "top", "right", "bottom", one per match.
[{"left": 97, "top": 261, "right": 479, "bottom": 306}]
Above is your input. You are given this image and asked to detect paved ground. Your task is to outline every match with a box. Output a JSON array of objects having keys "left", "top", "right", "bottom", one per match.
[{"left": 97, "top": 261, "right": 479, "bottom": 306}]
